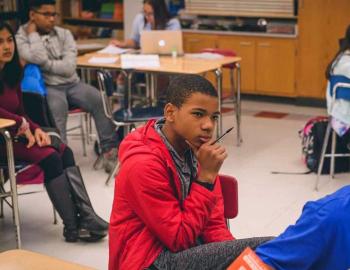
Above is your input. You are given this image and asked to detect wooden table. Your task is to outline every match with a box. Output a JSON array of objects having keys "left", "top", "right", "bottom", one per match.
[
  {"left": 77, "top": 53, "right": 242, "bottom": 139},
  {"left": 0, "top": 118, "right": 21, "bottom": 248},
  {"left": 0, "top": 249, "right": 95, "bottom": 270},
  {"left": 76, "top": 38, "right": 109, "bottom": 55}
]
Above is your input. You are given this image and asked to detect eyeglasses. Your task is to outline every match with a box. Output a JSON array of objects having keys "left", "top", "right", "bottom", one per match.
[
  {"left": 33, "top": 10, "right": 60, "bottom": 18},
  {"left": 142, "top": 11, "right": 154, "bottom": 18}
]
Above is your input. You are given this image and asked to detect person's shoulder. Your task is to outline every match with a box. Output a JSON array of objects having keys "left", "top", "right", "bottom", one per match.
[
  {"left": 167, "top": 17, "right": 181, "bottom": 30},
  {"left": 54, "top": 26, "right": 73, "bottom": 36},
  {"left": 316, "top": 186, "right": 350, "bottom": 223},
  {"left": 133, "top": 13, "right": 144, "bottom": 24}
]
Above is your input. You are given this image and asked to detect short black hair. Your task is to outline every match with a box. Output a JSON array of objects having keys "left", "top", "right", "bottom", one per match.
[
  {"left": 166, "top": 75, "right": 218, "bottom": 107},
  {"left": 29, "top": 0, "right": 56, "bottom": 10}
]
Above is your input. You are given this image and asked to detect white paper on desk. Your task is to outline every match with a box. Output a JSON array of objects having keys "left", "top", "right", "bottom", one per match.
[
  {"left": 121, "top": 54, "right": 160, "bottom": 69},
  {"left": 77, "top": 43, "right": 105, "bottom": 51},
  {"left": 88, "top": 56, "right": 118, "bottom": 64},
  {"left": 98, "top": 45, "right": 130, "bottom": 55},
  {"left": 185, "top": 53, "right": 224, "bottom": 60}
]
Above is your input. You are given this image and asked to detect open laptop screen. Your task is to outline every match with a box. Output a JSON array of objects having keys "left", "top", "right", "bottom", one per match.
[{"left": 140, "top": 30, "right": 183, "bottom": 55}]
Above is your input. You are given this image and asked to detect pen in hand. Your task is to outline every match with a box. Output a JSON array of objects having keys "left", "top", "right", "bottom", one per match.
[{"left": 210, "top": 127, "right": 234, "bottom": 145}]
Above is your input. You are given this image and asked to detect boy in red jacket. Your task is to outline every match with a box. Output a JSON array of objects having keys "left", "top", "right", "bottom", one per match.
[{"left": 109, "top": 75, "right": 271, "bottom": 270}]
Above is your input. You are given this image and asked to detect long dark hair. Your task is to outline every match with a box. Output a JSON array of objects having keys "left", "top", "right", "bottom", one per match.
[
  {"left": 0, "top": 21, "right": 23, "bottom": 94},
  {"left": 143, "top": 0, "right": 171, "bottom": 30},
  {"left": 325, "top": 25, "right": 350, "bottom": 80}
]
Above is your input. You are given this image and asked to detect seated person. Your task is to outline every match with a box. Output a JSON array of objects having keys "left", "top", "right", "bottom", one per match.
[
  {"left": 110, "top": 0, "right": 181, "bottom": 49},
  {"left": 255, "top": 184, "right": 350, "bottom": 270},
  {"left": 15, "top": 0, "right": 119, "bottom": 170},
  {"left": 110, "top": 0, "right": 181, "bottom": 100},
  {"left": 325, "top": 24, "right": 350, "bottom": 138},
  {"left": 0, "top": 21, "right": 107, "bottom": 242},
  {"left": 108, "top": 75, "right": 272, "bottom": 270}
]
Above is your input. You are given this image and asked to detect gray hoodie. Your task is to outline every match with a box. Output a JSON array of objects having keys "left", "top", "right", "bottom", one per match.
[{"left": 16, "top": 24, "right": 80, "bottom": 86}]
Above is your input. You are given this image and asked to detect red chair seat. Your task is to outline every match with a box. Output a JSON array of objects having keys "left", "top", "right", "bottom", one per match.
[{"left": 219, "top": 175, "right": 238, "bottom": 219}]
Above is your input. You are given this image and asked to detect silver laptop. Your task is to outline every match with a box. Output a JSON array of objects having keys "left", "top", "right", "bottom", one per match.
[{"left": 140, "top": 30, "right": 184, "bottom": 55}]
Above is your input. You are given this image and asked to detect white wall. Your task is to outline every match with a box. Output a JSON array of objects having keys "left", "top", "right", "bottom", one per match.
[{"left": 123, "top": 0, "right": 143, "bottom": 39}]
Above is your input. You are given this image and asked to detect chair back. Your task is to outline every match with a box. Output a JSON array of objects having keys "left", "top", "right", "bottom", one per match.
[
  {"left": 97, "top": 70, "right": 115, "bottom": 120},
  {"left": 22, "top": 92, "right": 57, "bottom": 128},
  {"left": 329, "top": 75, "right": 350, "bottom": 100},
  {"left": 219, "top": 175, "right": 238, "bottom": 219}
]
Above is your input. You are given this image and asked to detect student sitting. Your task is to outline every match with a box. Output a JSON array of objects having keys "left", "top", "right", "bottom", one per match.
[
  {"left": 108, "top": 75, "right": 271, "bottom": 270},
  {"left": 15, "top": 0, "right": 119, "bottom": 171},
  {"left": 0, "top": 21, "right": 107, "bottom": 243},
  {"left": 110, "top": 0, "right": 181, "bottom": 49}
]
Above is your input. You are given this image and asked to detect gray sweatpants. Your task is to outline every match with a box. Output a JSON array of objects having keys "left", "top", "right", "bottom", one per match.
[
  {"left": 150, "top": 237, "right": 273, "bottom": 270},
  {"left": 46, "top": 81, "right": 119, "bottom": 153}
]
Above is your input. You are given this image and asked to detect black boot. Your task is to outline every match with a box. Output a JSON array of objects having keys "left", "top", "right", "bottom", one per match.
[
  {"left": 45, "top": 174, "right": 79, "bottom": 242},
  {"left": 65, "top": 166, "right": 108, "bottom": 236}
]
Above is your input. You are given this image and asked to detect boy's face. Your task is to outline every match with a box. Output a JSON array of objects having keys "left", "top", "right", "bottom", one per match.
[
  {"left": 30, "top": 4, "right": 57, "bottom": 34},
  {"left": 165, "top": 92, "right": 220, "bottom": 149}
]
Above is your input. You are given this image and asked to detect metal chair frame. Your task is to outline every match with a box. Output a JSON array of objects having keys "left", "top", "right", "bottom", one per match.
[{"left": 315, "top": 80, "right": 350, "bottom": 190}]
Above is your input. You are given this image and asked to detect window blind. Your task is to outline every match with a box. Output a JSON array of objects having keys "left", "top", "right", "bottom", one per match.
[{"left": 185, "top": 0, "right": 295, "bottom": 18}]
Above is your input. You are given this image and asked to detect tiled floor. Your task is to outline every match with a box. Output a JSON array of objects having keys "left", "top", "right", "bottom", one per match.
[{"left": 1, "top": 99, "right": 349, "bottom": 269}]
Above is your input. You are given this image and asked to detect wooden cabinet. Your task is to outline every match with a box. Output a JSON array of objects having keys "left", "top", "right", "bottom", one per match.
[
  {"left": 296, "top": 0, "right": 350, "bottom": 99},
  {"left": 184, "top": 32, "right": 296, "bottom": 97},
  {"left": 217, "top": 36, "right": 256, "bottom": 93},
  {"left": 183, "top": 33, "right": 216, "bottom": 53},
  {"left": 256, "top": 38, "right": 296, "bottom": 96}
]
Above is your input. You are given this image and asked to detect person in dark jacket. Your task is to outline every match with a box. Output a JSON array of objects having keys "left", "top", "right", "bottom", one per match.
[{"left": 0, "top": 21, "right": 107, "bottom": 243}]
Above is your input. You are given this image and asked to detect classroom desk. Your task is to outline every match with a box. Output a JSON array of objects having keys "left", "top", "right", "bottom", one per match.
[
  {"left": 77, "top": 53, "right": 241, "bottom": 140},
  {"left": 0, "top": 118, "right": 21, "bottom": 248},
  {"left": 76, "top": 38, "right": 110, "bottom": 55},
  {"left": 0, "top": 249, "right": 95, "bottom": 270}
]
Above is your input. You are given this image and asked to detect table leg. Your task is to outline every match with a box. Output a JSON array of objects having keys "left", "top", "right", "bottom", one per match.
[
  {"left": 1, "top": 129, "right": 21, "bottom": 249},
  {"left": 215, "top": 68, "right": 223, "bottom": 138},
  {"left": 150, "top": 73, "right": 157, "bottom": 106},
  {"left": 236, "top": 63, "right": 242, "bottom": 146}
]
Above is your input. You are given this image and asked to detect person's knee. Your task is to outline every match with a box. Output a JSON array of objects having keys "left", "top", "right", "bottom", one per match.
[{"left": 39, "top": 152, "right": 64, "bottom": 182}]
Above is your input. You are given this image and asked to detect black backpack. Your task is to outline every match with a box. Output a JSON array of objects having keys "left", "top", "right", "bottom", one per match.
[{"left": 300, "top": 117, "right": 350, "bottom": 174}]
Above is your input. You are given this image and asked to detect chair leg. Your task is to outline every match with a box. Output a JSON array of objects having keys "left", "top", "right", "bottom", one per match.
[
  {"left": 226, "top": 218, "right": 230, "bottom": 230},
  {"left": 105, "top": 161, "right": 120, "bottom": 186},
  {"left": 53, "top": 205, "right": 58, "bottom": 225},
  {"left": 330, "top": 130, "right": 336, "bottom": 179},
  {"left": 80, "top": 114, "right": 87, "bottom": 157},
  {"left": 0, "top": 169, "right": 4, "bottom": 218},
  {"left": 315, "top": 120, "right": 332, "bottom": 191},
  {"left": 235, "top": 64, "right": 242, "bottom": 146}
]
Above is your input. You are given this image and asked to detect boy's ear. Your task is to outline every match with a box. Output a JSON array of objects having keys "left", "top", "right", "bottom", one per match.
[
  {"left": 164, "top": 103, "right": 177, "bottom": 123},
  {"left": 29, "top": 10, "right": 35, "bottom": 21}
]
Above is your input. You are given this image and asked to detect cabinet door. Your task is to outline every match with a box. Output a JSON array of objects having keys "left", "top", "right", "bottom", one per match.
[
  {"left": 183, "top": 33, "right": 217, "bottom": 53},
  {"left": 183, "top": 33, "right": 217, "bottom": 86},
  {"left": 256, "top": 38, "right": 296, "bottom": 96},
  {"left": 296, "top": 0, "right": 328, "bottom": 98},
  {"left": 217, "top": 36, "right": 256, "bottom": 93}
]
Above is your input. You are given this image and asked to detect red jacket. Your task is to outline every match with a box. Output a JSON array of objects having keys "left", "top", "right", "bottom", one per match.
[{"left": 109, "top": 120, "right": 234, "bottom": 270}]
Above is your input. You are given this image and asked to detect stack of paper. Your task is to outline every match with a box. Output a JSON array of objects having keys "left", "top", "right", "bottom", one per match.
[
  {"left": 98, "top": 45, "right": 129, "bottom": 55},
  {"left": 88, "top": 56, "right": 118, "bottom": 64},
  {"left": 121, "top": 54, "right": 160, "bottom": 69},
  {"left": 186, "top": 53, "right": 224, "bottom": 60}
]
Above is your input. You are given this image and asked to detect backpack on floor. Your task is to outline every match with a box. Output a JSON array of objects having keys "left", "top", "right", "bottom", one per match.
[{"left": 300, "top": 116, "right": 350, "bottom": 174}]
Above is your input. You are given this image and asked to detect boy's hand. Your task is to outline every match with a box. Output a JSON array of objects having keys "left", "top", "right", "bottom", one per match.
[
  {"left": 187, "top": 140, "right": 227, "bottom": 184},
  {"left": 27, "top": 21, "right": 37, "bottom": 34}
]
